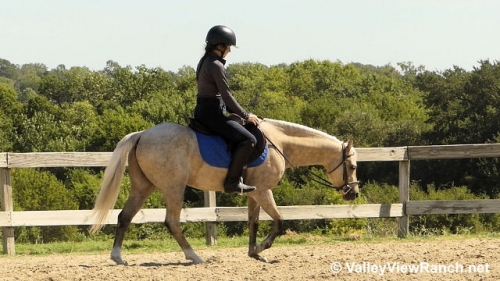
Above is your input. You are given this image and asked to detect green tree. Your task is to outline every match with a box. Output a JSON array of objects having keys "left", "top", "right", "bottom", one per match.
[
  {"left": 90, "top": 106, "right": 152, "bottom": 152},
  {"left": 412, "top": 60, "right": 500, "bottom": 196},
  {"left": 299, "top": 62, "right": 429, "bottom": 147},
  {"left": 38, "top": 66, "right": 105, "bottom": 106},
  {"left": 62, "top": 101, "right": 100, "bottom": 151},
  {"left": 0, "top": 59, "right": 20, "bottom": 82},
  {"left": 12, "top": 168, "right": 80, "bottom": 242},
  {"left": 0, "top": 83, "right": 23, "bottom": 151},
  {"left": 14, "top": 95, "right": 79, "bottom": 152},
  {"left": 415, "top": 66, "right": 471, "bottom": 144},
  {"left": 130, "top": 89, "right": 193, "bottom": 125},
  {"left": 103, "top": 61, "right": 175, "bottom": 107},
  {"left": 462, "top": 60, "right": 500, "bottom": 143},
  {"left": 228, "top": 63, "right": 302, "bottom": 121},
  {"left": 16, "top": 63, "right": 47, "bottom": 93},
  {"left": 66, "top": 169, "right": 102, "bottom": 210}
]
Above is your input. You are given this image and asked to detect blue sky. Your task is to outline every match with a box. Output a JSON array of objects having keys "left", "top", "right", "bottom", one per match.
[{"left": 1, "top": 0, "right": 499, "bottom": 72}]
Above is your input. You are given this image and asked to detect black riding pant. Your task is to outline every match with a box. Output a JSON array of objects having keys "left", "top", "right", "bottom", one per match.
[{"left": 194, "top": 97, "right": 256, "bottom": 146}]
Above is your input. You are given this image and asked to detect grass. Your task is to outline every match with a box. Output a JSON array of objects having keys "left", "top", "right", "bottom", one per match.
[{"left": 6, "top": 231, "right": 500, "bottom": 257}]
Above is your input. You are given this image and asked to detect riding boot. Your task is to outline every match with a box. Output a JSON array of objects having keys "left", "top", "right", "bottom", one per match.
[{"left": 224, "top": 139, "right": 257, "bottom": 193}]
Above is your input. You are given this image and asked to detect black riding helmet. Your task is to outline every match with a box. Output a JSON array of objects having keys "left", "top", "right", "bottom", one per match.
[{"left": 205, "top": 25, "right": 237, "bottom": 47}]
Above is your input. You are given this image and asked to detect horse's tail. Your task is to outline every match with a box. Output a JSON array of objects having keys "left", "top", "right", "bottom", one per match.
[{"left": 90, "top": 131, "right": 143, "bottom": 233}]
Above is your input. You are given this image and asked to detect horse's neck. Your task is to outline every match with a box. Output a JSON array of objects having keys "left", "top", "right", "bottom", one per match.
[
  {"left": 265, "top": 121, "right": 342, "bottom": 168},
  {"left": 282, "top": 136, "right": 340, "bottom": 168}
]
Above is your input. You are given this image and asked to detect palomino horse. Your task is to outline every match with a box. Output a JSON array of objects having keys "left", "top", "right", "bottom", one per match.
[{"left": 90, "top": 118, "right": 359, "bottom": 264}]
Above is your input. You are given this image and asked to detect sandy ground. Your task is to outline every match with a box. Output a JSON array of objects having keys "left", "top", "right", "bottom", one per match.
[{"left": 0, "top": 237, "right": 498, "bottom": 281}]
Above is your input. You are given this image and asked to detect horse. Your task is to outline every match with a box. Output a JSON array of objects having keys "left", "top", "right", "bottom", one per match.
[{"left": 90, "top": 118, "right": 359, "bottom": 265}]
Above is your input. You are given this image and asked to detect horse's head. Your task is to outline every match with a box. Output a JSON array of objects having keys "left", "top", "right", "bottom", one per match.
[{"left": 327, "top": 139, "right": 359, "bottom": 201}]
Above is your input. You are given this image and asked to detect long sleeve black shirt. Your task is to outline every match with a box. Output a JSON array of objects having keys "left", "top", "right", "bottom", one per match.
[{"left": 196, "top": 52, "right": 248, "bottom": 119}]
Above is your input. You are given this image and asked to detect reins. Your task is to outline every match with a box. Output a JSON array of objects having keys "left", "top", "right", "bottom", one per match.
[{"left": 262, "top": 124, "right": 358, "bottom": 192}]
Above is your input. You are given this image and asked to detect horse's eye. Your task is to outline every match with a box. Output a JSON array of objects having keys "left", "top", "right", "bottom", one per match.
[{"left": 351, "top": 165, "right": 357, "bottom": 170}]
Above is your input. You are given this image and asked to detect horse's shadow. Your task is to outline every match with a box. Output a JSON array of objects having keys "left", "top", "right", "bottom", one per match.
[
  {"left": 78, "top": 261, "right": 194, "bottom": 268},
  {"left": 138, "top": 256, "right": 280, "bottom": 267},
  {"left": 79, "top": 256, "right": 279, "bottom": 268},
  {"left": 140, "top": 261, "right": 194, "bottom": 267}
]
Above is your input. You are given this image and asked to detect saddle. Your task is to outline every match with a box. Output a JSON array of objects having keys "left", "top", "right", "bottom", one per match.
[{"left": 188, "top": 115, "right": 267, "bottom": 165}]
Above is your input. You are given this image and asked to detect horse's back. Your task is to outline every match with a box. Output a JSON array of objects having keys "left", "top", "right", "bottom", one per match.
[
  {"left": 133, "top": 122, "right": 231, "bottom": 191},
  {"left": 145, "top": 122, "right": 191, "bottom": 137},
  {"left": 135, "top": 123, "right": 199, "bottom": 173}
]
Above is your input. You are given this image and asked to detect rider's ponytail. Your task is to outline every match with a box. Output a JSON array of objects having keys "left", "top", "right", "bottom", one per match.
[{"left": 196, "top": 44, "right": 217, "bottom": 81}]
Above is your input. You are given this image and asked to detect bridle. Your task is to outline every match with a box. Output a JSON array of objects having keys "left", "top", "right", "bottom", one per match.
[
  {"left": 324, "top": 143, "right": 359, "bottom": 194},
  {"left": 264, "top": 135, "right": 359, "bottom": 194}
]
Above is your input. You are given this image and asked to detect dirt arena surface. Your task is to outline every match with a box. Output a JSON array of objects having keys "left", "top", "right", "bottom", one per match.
[{"left": 0, "top": 237, "right": 498, "bottom": 281}]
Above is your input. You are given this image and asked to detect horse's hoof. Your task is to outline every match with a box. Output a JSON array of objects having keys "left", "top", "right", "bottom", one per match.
[
  {"left": 111, "top": 256, "right": 128, "bottom": 265},
  {"left": 191, "top": 258, "right": 204, "bottom": 264},
  {"left": 250, "top": 254, "right": 268, "bottom": 263},
  {"left": 187, "top": 255, "right": 204, "bottom": 264},
  {"left": 184, "top": 249, "right": 204, "bottom": 264}
]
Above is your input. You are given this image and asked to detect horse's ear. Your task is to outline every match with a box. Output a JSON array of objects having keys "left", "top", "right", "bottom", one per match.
[{"left": 347, "top": 139, "right": 353, "bottom": 148}]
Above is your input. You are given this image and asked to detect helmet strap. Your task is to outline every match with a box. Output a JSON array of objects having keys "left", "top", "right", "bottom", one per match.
[{"left": 216, "top": 44, "right": 227, "bottom": 59}]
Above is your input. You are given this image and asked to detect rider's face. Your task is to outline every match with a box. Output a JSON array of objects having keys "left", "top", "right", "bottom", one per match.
[{"left": 223, "top": 45, "right": 231, "bottom": 58}]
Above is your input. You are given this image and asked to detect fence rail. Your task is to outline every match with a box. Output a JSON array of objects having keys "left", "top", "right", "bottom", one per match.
[
  {"left": 0, "top": 204, "right": 404, "bottom": 227},
  {"left": 2, "top": 143, "right": 500, "bottom": 255}
]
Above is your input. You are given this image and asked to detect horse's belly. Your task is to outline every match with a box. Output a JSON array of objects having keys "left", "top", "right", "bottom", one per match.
[{"left": 186, "top": 163, "right": 227, "bottom": 192}]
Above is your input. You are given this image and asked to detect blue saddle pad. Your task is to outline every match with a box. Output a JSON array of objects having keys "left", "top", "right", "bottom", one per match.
[{"left": 195, "top": 132, "right": 268, "bottom": 168}]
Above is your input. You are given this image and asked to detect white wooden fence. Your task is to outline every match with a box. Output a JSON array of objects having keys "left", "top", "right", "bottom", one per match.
[{"left": 2, "top": 144, "right": 500, "bottom": 255}]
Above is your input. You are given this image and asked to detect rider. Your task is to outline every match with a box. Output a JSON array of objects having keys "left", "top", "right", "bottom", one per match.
[{"left": 194, "top": 25, "right": 260, "bottom": 194}]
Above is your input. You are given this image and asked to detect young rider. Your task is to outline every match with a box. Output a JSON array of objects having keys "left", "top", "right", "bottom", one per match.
[{"left": 194, "top": 25, "right": 260, "bottom": 194}]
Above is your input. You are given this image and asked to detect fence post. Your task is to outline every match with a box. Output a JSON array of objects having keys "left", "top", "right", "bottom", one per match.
[
  {"left": 204, "top": 191, "right": 217, "bottom": 245},
  {"left": 1, "top": 165, "right": 15, "bottom": 255},
  {"left": 398, "top": 160, "right": 410, "bottom": 238}
]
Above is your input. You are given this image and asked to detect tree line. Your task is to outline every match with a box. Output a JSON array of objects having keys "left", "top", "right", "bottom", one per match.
[{"left": 1, "top": 57, "right": 500, "bottom": 242}]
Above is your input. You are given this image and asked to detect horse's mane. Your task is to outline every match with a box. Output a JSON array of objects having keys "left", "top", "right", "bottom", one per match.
[{"left": 263, "top": 118, "right": 343, "bottom": 143}]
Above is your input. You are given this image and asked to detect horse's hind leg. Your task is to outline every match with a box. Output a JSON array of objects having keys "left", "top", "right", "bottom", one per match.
[
  {"left": 248, "top": 190, "right": 284, "bottom": 261},
  {"left": 161, "top": 185, "right": 203, "bottom": 264},
  {"left": 111, "top": 148, "right": 155, "bottom": 265}
]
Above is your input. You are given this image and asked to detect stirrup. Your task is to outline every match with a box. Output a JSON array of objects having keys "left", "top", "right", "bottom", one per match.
[
  {"left": 226, "top": 183, "right": 256, "bottom": 194},
  {"left": 224, "top": 178, "right": 256, "bottom": 194}
]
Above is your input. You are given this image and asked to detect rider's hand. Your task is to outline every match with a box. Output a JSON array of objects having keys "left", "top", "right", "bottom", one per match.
[{"left": 246, "top": 113, "right": 260, "bottom": 126}]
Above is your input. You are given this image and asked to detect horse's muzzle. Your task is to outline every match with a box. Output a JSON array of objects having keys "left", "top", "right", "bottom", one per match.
[{"left": 341, "top": 182, "right": 359, "bottom": 201}]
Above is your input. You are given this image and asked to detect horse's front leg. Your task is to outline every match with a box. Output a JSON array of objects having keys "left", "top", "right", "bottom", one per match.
[
  {"left": 247, "top": 196, "right": 267, "bottom": 262},
  {"left": 248, "top": 190, "right": 284, "bottom": 262}
]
